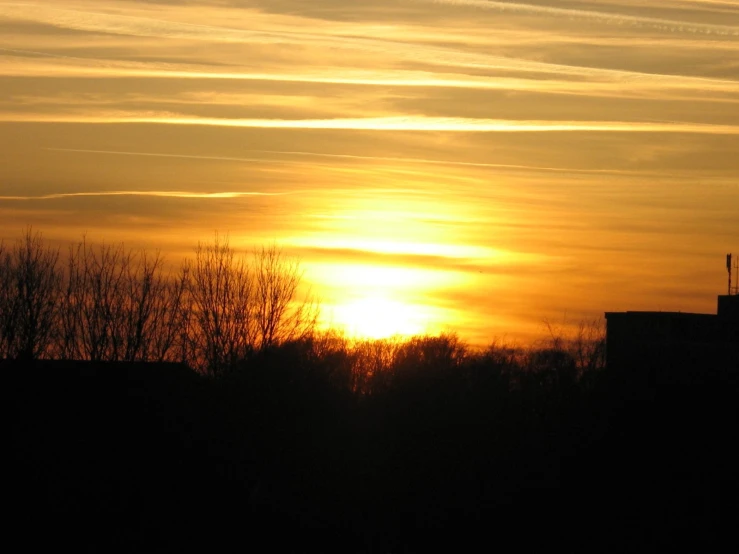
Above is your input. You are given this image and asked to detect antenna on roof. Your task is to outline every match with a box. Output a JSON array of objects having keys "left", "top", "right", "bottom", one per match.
[
  {"left": 729, "top": 253, "right": 739, "bottom": 296},
  {"left": 729, "top": 254, "right": 733, "bottom": 295}
]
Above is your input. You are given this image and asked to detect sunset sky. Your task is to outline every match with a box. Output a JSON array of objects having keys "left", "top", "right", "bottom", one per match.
[{"left": 1, "top": 0, "right": 738, "bottom": 343}]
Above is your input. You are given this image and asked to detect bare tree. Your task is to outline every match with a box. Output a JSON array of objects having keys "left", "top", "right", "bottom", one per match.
[
  {"left": 147, "top": 261, "right": 192, "bottom": 364},
  {"left": 187, "top": 234, "right": 254, "bottom": 375},
  {"left": 59, "top": 239, "right": 191, "bottom": 363},
  {"left": 251, "top": 244, "right": 319, "bottom": 351},
  {"left": 0, "top": 229, "right": 62, "bottom": 360},
  {"left": 570, "top": 318, "right": 606, "bottom": 373},
  {"left": 0, "top": 240, "right": 14, "bottom": 358},
  {"left": 117, "top": 249, "right": 182, "bottom": 363},
  {"left": 60, "top": 239, "right": 131, "bottom": 361},
  {"left": 350, "top": 338, "right": 400, "bottom": 395},
  {"left": 184, "top": 237, "right": 319, "bottom": 374}
]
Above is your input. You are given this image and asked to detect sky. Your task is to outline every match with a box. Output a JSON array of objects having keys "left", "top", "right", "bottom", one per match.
[{"left": 1, "top": 0, "right": 738, "bottom": 344}]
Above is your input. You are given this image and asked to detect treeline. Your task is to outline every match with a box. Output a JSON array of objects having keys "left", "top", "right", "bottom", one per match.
[
  {"left": 253, "top": 325, "right": 606, "bottom": 398},
  {"left": 0, "top": 229, "right": 316, "bottom": 374},
  {"left": 0, "top": 228, "right": 606, "bottom": 386}
]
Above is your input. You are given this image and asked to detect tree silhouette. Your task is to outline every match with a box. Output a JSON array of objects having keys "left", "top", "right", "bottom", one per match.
[
  {"left": 186, "top": 233, "right": 254, "bottom": 375},
  {"left": 58, "top": 238, "right": 188, "bottom": 363},
  {"left": 0, "top": 228, "right": 61, "bottom": 360},
  {"left": 185, "top": 236, "right": 318, "bottom": 374},
  {"left": 252, "top": 244, "right": 318, "bottom": 351}
]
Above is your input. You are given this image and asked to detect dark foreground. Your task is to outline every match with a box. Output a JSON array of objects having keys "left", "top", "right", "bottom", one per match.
[{"left": 8, "top": 357, "right": 739, "bottom": 552}]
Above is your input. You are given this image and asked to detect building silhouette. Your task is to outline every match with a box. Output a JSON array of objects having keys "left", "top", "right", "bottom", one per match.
[{"left": 605, "top": 295, "right": 739, "bottom": 385}]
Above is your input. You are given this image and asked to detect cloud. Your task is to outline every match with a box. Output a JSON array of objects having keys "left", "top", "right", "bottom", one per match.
[
  {"left": 0, "top": 3, "right": 286, "bottom": 44},
  {"left": 4, "top": 112, "right": 739, "bottom": 134},
  {"left": 5, "top": 55, "right": 739, "bottom": 103},
  {"left": 4, "top": 3, "right": 739, "bottom": 87}
]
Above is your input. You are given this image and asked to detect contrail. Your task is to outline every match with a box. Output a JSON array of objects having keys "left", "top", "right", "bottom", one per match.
[
  {"left": 428, "top": 0, "right": 739, "bottom": 36},
  {"left": 249, "top": 149, "right": 662, "bottom": 176},
  {"left": 45, "top": 147, "right": 318, "bottom": 166},
  {"left": 46, "top": 146, "right": 664, "bottom": 177},
  {"left": 0, "top": 190, "right": 290, "bottom": 201}
]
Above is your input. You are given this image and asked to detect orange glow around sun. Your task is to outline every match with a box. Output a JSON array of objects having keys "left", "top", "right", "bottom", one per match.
[
  {"left": 305, "top": 259, "right": 463, "bottom": 340},
  {"left": 328, "top": 294, "right": 432, "bottom": 340}
]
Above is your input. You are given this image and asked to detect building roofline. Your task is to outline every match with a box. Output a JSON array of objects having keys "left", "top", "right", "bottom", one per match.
[{"left": 605, "top": 311, "right": 715, "bottom": 318}]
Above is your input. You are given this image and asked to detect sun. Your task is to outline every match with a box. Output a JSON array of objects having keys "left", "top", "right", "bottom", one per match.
[{"left": 330, "top": 295, "right": 428, "bottom": 340}]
